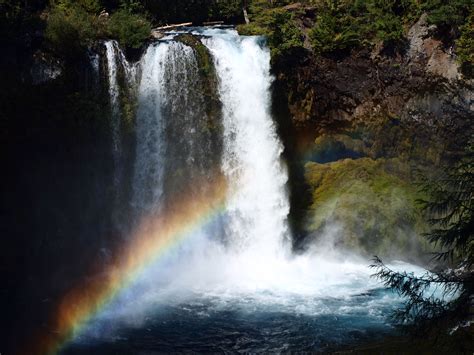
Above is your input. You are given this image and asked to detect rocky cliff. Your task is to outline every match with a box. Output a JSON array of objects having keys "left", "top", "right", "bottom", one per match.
[{"left": 272, "top": 14, "right": 473, "bottom": 260}]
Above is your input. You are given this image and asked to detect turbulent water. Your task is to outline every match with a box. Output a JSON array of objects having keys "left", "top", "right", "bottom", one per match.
[{"left": 63, "top": 28, "right": 418, "bottom": 353}]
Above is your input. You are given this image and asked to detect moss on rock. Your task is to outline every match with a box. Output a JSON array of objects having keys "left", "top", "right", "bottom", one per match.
[
  {"left": 304, "top": 157, "right": 431, "bottom": 260},
  {"left": 175, "top": 33, "right": 222, "bottom": 134}
]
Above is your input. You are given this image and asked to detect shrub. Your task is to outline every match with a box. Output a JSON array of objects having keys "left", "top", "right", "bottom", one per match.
[
  {"left": 238, "top": 4, "right": 304, "bottom": 60},
  {"left": 45, "top": 2, "right": 97, "bottom": 57},
  {"left": 422, "top": 0, "right": 472, "bottom": 33},
  {"left": 267, "top": 9, "right": 304, "bottom": 58},
  {"left": 374, "top": 15, "right": 404, "bottom": 47},
  {"left": 108, "top": 8, "right": 151, "bottom": 49},
  {"left": 309, "top": 0, "right": 417, "bottom": 55},
  {"left": 75, "top": 0, "right": 101, "bottom": 13},
  {"left": 456, "top": 13, "right": 474, "bottom": 78},
  {"left": 310, "top": 11, "right": 362, "bottom": 55}
]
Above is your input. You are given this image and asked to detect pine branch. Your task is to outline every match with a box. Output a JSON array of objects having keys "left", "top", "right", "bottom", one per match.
[{"left": 370, "top": 257, "right": 465, "bottom": 325}]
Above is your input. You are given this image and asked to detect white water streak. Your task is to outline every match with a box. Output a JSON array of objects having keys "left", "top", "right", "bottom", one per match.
[
  {"left": 105, "top": 40, "right": 122, "bottom": 182},
  {"left": 132, "top": 43, "right": 169, "bottom": 215}
]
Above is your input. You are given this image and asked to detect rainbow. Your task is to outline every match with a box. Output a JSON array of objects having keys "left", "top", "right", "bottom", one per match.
[{"left": 28, "top": 175, "right": 228, "bottom": 355}]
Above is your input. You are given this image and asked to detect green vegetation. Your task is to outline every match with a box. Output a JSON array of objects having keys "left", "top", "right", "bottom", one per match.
[
  {"left": 456, "top": 13, "right": 474, "bottom": 77},
  {"left": 44, "top": 0, "right": 151, "bottom": 53},
  {"left": 135, "top": 0, "right": 243, "bottom": 24},
  {"left": 309, "top": 7, "right": 362, "bottom": 55},
  {"left": 266, "top": 9, "right": 305, "bottom": 58},
  {"left": 422, "top": 0, "right": 473, "bottom": 36},
  {"left": 309, "top": 0, "right": 418, "bottom": 55},
  {"left": 237, "top": 0, "right": 422, "bottom": 57},
  {"left": 45, "top": 1, "right": 99, "bottom": 56},
  {"left": 372, "top": 139, "right": 474, "bottom": 334},
  {"left": 39, "top": 0, "right": 245, "bottom": 55},
  {"left": 108, "top": 8, "right": 151, "bottom": 49},
  {"left": 236, "top": 0, "right": 473, "bottom": 74},
  {"left": 0, "top": 0, "right": 46, "bottom": 43},
  {"left": 176, "top": 34, "right": 213, "bottom": 77},
  {"left": 237, "top": 1, "right": 305, "bottom": 59},
  {"left": 0, "top": 0, "right": 26, "bottom": 33},
  {"left": 422, "top": 0, "right": 474, "bottom": 75},
  {"left": 3, "top": 0, "right": 472, "bottom": 70},
  {"left": 208, "top": 0, "right": 242, "bottom": 21},
  {"left": 308, "top": 0, "right": 472, "bottom": 70}
]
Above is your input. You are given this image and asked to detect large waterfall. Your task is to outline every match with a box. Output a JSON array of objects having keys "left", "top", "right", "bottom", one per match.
[{"left": 67, "top": 28, "right": 419, "bottom": 353}]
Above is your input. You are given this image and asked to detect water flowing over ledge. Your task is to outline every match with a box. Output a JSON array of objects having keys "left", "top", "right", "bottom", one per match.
[{"left": 52, "top": 28, "right": 426, "bottom": 354}]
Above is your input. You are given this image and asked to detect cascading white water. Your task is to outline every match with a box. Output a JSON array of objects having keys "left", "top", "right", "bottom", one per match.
[
  {"left": 105, "top": 40, "right": 122, "bottom": 187},
  {"left": 131, "top": 30, "right": 289, "bottom": 256},
  {"left": 131, "top": 40, "right": 216, "bottom": 217},
  {"left": 132, "top": 43, "right": 169, "bottom": 216},
  {"left": 100, "top": 29, "right": 404, "bottom": 299},
  {"left": 203, "top": 29, "right": 290, "bottom": 257}
]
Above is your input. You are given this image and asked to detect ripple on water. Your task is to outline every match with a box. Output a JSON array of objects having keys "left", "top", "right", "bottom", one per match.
[{"left": 66, "top": 286, "right": 402, "bottom": 354}]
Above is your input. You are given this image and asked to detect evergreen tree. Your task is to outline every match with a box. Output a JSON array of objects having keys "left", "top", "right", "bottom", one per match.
[{"left": 372, "top": 139, "right": 474, "bottom": 332}]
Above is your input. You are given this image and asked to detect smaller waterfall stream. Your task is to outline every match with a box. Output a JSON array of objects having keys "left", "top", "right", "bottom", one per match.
[
  {"left": 131, "top": 43, "right": 168, "bottom": 216},
  {"left": 105, "top": 40, "right": 122, "bottom": 189}
]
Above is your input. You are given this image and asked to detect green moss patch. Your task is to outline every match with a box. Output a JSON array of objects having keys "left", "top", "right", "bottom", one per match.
[{"left": 304, "top": 157, "right": 431, "bottom": 259}]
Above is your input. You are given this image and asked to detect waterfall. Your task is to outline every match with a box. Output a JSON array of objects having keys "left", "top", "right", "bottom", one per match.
[
  {"left": 62, "top": 30, "right": 424, "bottom": 352},
  {"left": 203, "top": 30, "right": 290, "bottom": 256},
  {"left": 129, "top": 30, "right": 289, "bottom": 256}
]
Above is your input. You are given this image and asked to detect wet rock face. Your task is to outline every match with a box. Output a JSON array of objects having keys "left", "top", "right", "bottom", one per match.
[
  {"left": 175, "top": 33, "right": 223, "bottom": 136},
  {"left": 30, "top": 51, "right": 62, "bottom": 84},
  {"left": 282, "top": 52, "right": 468, "bottom": 123},
  {"left": 274, "top": 31, "right": 472, "bottom": 161}
]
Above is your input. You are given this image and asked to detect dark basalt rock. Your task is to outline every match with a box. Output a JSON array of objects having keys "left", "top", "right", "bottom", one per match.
[{"left": 273, "top": 44, "right": 472, "bottom": 158}]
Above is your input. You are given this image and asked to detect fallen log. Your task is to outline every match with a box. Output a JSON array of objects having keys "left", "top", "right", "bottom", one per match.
[
  {"left": 152, "top": 22, "right": 193, "bottom": 31},
  {"left": 243, "top": 8, "right": 250, "bottom": 24}
]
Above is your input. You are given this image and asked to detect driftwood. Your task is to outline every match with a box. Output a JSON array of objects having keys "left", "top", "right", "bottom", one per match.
[
  {"left": 243, "top": 8, "right": 250, "bottom": 24},
  {"left": 152, "top": 22, "right": 193, "bottom": 31}
]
